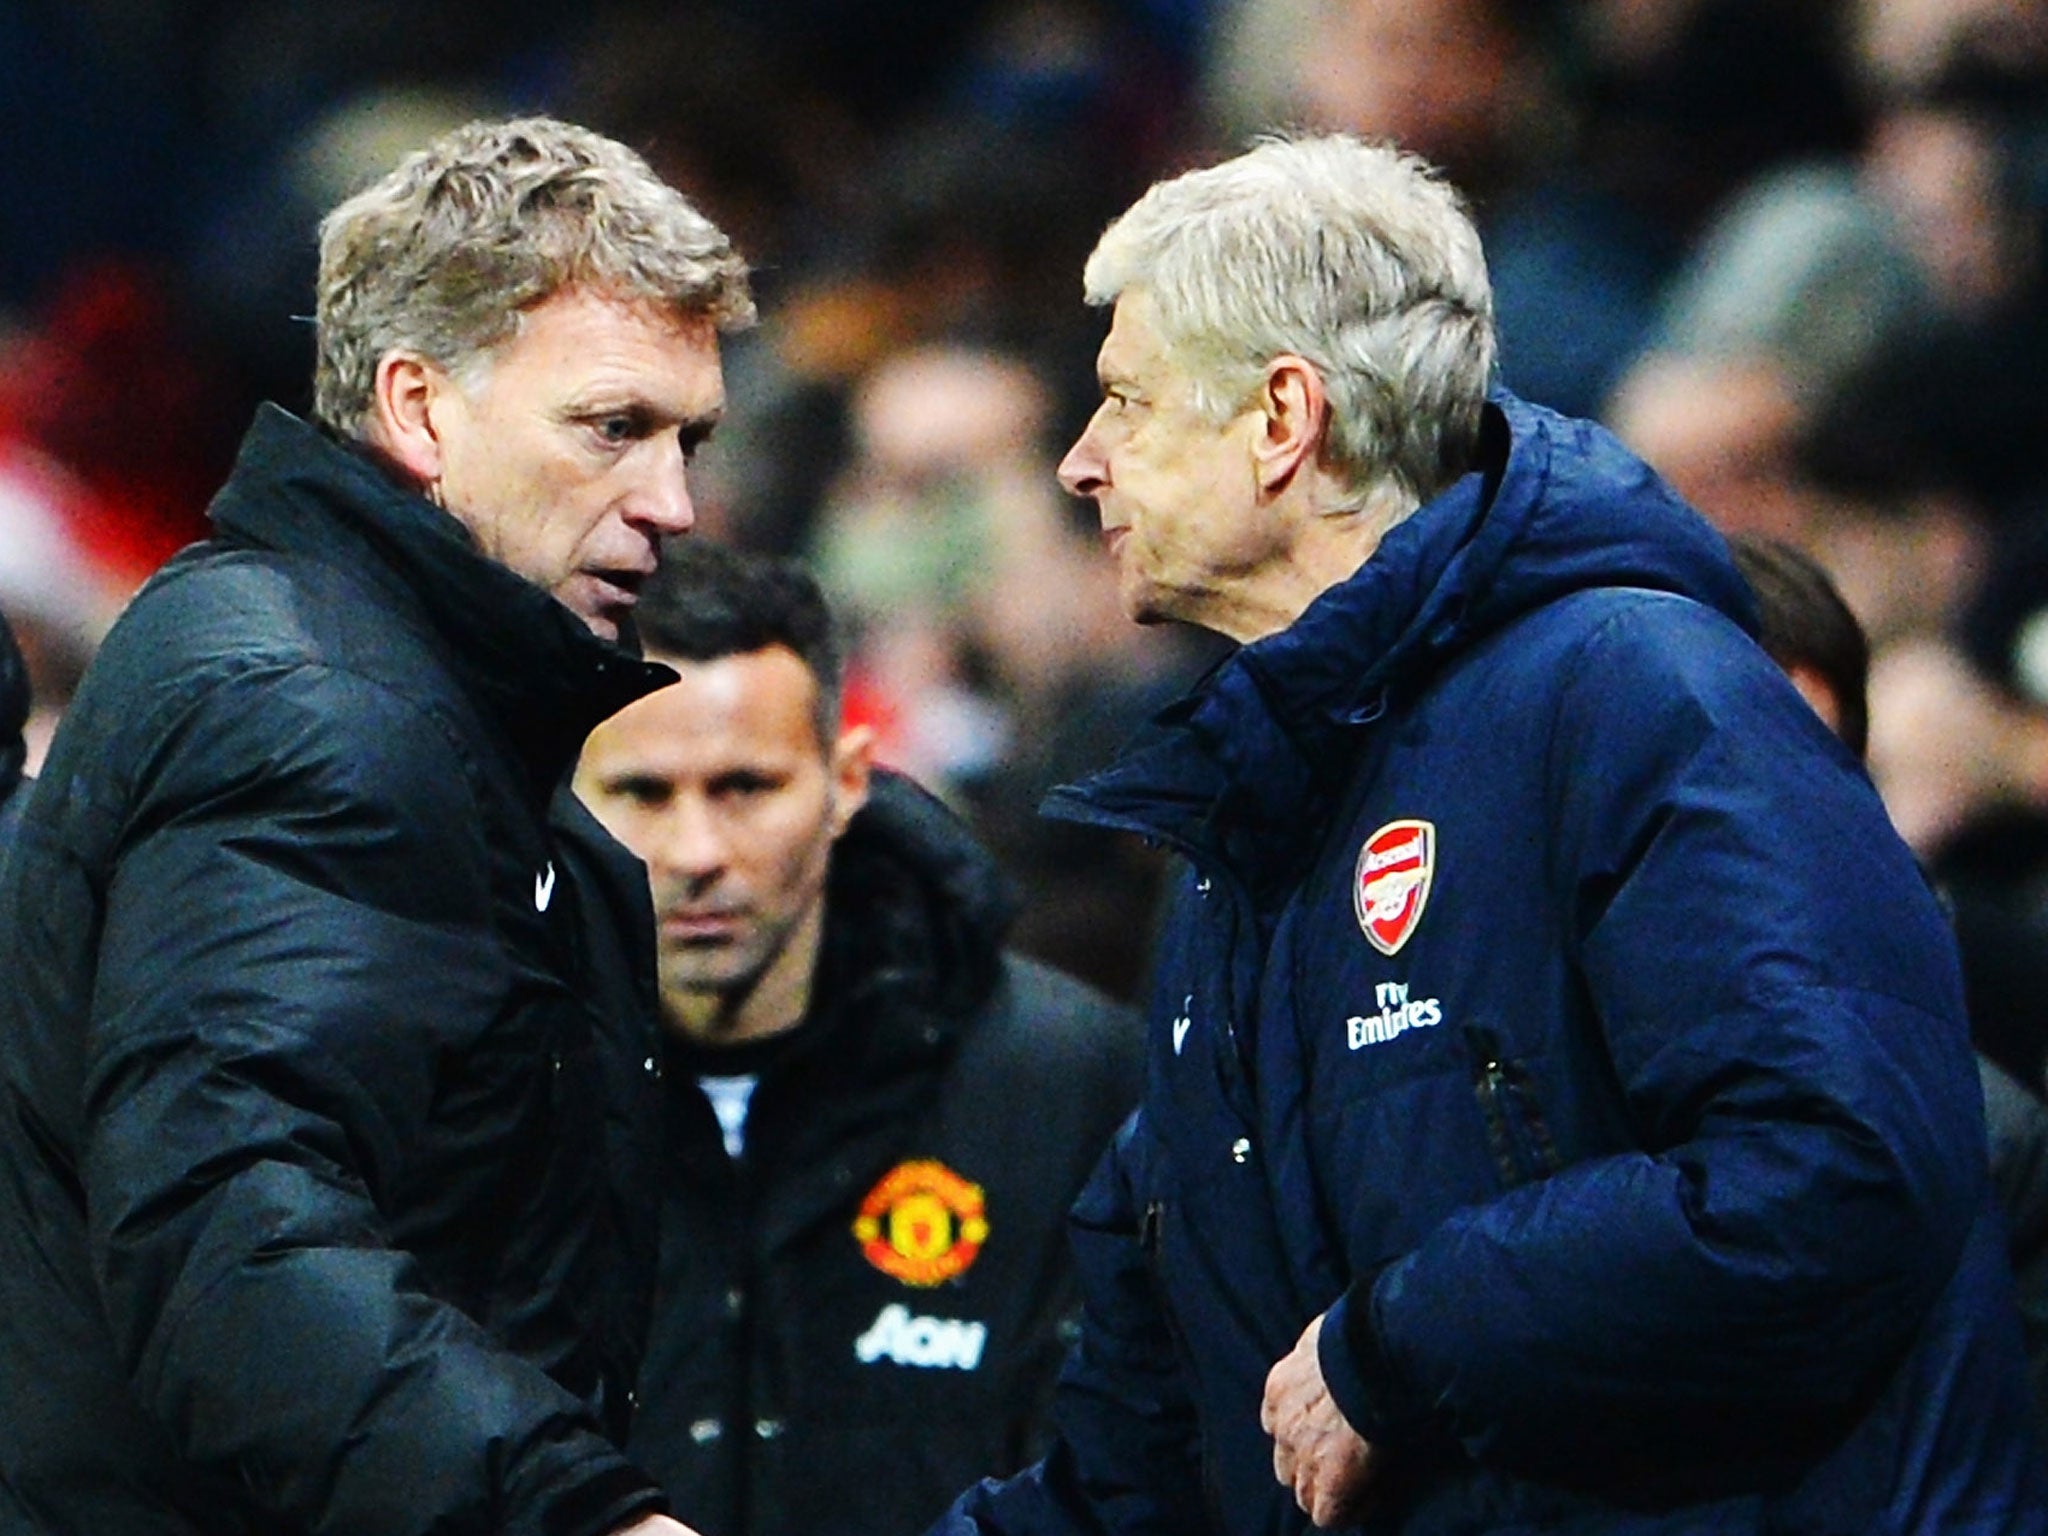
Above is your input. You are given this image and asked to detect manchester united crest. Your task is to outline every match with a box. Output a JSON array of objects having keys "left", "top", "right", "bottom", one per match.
[
  {"left": 1355, "top": 819, "right": 1435, "bottom": 956},
  {"left": 853, "top": 1159, "right": 988, "bottom": 1287}
]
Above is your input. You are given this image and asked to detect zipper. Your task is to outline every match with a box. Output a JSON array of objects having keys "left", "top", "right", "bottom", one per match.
[
  {"left": 1139, "top": 1196, "right": 1227, "bottom": 1524},
  {"left": 1467, "top": 1026, "right": 1561, "bottom": 1189},
  {"left": 1138, "top": 1200, "right": 1200, "bottom": 1376}
]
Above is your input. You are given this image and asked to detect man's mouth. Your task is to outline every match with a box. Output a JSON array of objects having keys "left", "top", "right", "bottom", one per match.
[
  {"left": 660, "top": 908, "right": 746, "bottom": 943},
  {"left": 589, "top": 568, "right": 648, "bottom": 608}
]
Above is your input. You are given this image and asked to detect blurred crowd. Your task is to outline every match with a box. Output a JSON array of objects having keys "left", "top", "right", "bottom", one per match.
[{"left": 5, "top": 0, "right": 2048, "bottom": 1022}]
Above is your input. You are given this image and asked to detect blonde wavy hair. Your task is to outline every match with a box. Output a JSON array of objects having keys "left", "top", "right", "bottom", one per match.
[{"left": 312, "top": 115, "right": 754, "bottom": 436}]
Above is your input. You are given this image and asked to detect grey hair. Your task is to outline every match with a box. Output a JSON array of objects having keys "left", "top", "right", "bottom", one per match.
[
  {"left": 313, "top": 115, "right": 755, "bottom": 436},
  {"left": 1083, "top": 133, "right": 1494, "bottom": 509}
]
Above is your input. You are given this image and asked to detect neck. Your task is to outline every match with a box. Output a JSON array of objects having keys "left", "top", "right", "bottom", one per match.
[
  {"left": 664, "top": 901, "right": 827, "bottom": 1049},
  {"left": 1219, "top": 484, "right": 1415, "bottom": 643}
]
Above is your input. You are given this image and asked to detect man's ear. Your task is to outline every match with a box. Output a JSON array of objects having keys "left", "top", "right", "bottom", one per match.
[
  {"left": 367, "top": 351, "right": 449, "bottom": 487},
  {"left": 1251, "top": 354, "right": 1330, "bottom": 497},
  {"left": 827, "top": 721, "right": 875, "bottom": 838}
]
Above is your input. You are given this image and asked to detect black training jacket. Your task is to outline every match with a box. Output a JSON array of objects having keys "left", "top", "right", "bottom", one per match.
[
  {"left": 0, "top": 605, "right": 28, "bottom": 847},
  {"left": 628, "top": 773, "right": 1142, "bottom": 1536},
  {"left": 0, "top": 406, "right": 674, "bottom": 1536}
]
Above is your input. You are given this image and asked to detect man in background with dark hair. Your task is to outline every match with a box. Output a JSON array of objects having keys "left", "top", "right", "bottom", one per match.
[
  {"left": 574, "top": 540, "right": 1140, "bottom": 1536},
  {"left": 1728, "top": 535, "right": 1871, "bottom": 757}
]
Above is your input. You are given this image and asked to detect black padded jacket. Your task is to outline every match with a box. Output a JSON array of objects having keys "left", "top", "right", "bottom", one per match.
[
  {"left": 0, "top": 606, "right": 28, "bottom": 845},
  {"left": 0, "top": 406, "right": 674, "bottom": 1536}
]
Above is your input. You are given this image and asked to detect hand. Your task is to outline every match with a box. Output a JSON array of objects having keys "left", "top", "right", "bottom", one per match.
[
  {"left": 612, "top": 1517, "right": 704, "bottom": 1536},
  {"left": 1260, "top": 1312, "right": 1381, "bottom": 1528}
]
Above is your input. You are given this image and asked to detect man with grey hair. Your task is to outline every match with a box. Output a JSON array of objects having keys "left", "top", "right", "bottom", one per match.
[
  {"left": 0, "top": 116, "right": 748, "bottom": 1535},
  {"left": 931, "top": 134, "right": 2045, "bottom": 1534}
]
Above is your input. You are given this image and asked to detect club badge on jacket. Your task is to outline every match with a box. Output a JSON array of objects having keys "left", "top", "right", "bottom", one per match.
[
  {"left": 1356, "top": 819, "right": 1435, "bottom": 956},
  {"left": 853, "top": 1159, "right": 987, "bottom": 1286}
]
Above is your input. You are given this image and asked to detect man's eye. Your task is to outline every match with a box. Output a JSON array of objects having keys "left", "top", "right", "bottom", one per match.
[
  {"left": 608, "top": 779, "right": 669, "bottom": 806},
  {"left": 592, "top": 414, "right": 642, "bottom": 444}
]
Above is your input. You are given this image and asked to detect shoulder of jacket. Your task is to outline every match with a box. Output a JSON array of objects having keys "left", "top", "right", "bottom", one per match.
[
  {"left": 128, "top": 543, "right": 453, "bottom": 698},
  {"left": 56, "top": 621, "right": 483, "bottom": 857},
  {"left": 958, "top": 954, "right": 1143, "bottom": 1092},
  {"left": 110, "top": 546, "right": 487, "bottom": 759}
]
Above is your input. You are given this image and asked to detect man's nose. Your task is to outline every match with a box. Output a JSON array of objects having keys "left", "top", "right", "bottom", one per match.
[
  {"left": 651, "top": 797, "right": 725, "bottom": 881},
  {"left": 1057, "top": 426, "right": 1107, "bottom": 499},
  {"left": 634, "top": 440, "right": 697, "bottom": 536}
]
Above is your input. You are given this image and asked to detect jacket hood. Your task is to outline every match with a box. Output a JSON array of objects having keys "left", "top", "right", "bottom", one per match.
[
  {"left": 1240, "top": 393, "right": 1755, "bottom": 730},
  {"left": 1, "top": 609, "right": 27, "bottom": 801},
  {"left": 825, "top": 769, "right": 1018, "bottom": 1030},
  {"left": 204, "top": 406, "right": 675, "bottom": 790},
  {"left": 1050, "top": 392, "right": 1757, "bottom": 865}
]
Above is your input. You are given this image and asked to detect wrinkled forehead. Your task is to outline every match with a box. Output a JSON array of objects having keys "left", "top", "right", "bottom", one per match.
[
  {"left": 1096, "top": 290, "right": 1177, "bottom": 382},
  {"left": 1095, "top": 288, "right": 1240, "bottom": 413}
]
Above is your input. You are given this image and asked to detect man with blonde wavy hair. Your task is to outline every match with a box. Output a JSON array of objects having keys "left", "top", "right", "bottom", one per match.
[
  {"left": 0, "top": 116, "right": 747, "bottom": 1535},
  {"left": 929, "top": 133, "right": 2045, "bottom": 1535}
]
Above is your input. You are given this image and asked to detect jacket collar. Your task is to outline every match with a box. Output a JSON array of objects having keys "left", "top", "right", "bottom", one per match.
[
  {"left": 1048, "top": 392, "right": 1757, "bottom": 874},
  {"left": 205, "top": 404, "right": 675, "bottom": 790},
  {"left": 813, "top": 770, "right": 1016, "bottom": 1056}
]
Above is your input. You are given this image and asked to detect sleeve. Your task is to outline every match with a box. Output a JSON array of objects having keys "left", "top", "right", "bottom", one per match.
[
  {"left": 930, "top": 1113, "right": 1214, "bottom": 1536},
  {"left": 1979, "top": 1056, "right": 2048, "bottom": 1421},
  {"left": 82, "top": 661, "right": 663, "bottom": 1536},
  {"left": 1321, "top": 600, "right": 1989, "bottom": 1486}
]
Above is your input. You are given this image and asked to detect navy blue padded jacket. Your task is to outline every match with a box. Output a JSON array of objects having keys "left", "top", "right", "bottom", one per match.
[{"left": 935, "top": 393, "right": 2048, "bottom": 1534}]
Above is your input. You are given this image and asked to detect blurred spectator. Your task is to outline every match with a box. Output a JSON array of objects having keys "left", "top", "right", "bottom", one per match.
[
  {"left": 1851, "top": 0, "right": 2048, "bottom": 103},
  {"left": 804, "top": 340, "right": 1198, "bottom": 994},
  {"left": 1208, "top": 0, "right": 1545, "bottom": 191},
  {"left": 1864, "top": 520, "right": 2048, "bottom": 1096},
  {"left": 1606, "top": 350, "right": 1815, "bottom": 541},
  {"left": 1640, "top": 101, "right": 2040, "bottom": 464},
  {"left": 1605, "top": 351, "right": 1991, "bottom": 653},
  {"left": 1204, "top": 0, "right": 1861, "bottom": 416},
  {"left": 1617, "top": 0, "right": 2048, "bottom": 525},
  {"left": 961, "top": 462, "right": 1201, "bottom": 1000},
  {"left": 0, "top": 261, "right": 225, "bottom": 584},
  {"left": 810, "top": 344, "right": 1054, "bottom": 786}
]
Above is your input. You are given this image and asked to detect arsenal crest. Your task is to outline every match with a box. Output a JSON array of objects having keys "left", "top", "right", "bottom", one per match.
[
  {"left": 1354, "top": 819, "right": 1435, "bottom": 956},
  {"left": 852, "top": 1159, "right": 989, "bottom": 1287}
]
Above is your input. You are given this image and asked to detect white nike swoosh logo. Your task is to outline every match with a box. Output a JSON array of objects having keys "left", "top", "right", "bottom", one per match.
[
  {"left": 535, "top": 862, "right": 557, "bottom": 912},
  {"left": 1173, "top": 1015, "right": 1192, "bottom": 1055}
]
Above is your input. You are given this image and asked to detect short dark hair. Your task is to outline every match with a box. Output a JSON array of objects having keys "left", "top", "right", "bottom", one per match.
[
  {"left": 634, "top": 541, "right": 845, "bottom": 746},
  {"left": 1729, "top": 535, "right": 1870, "bottom": 758}
]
